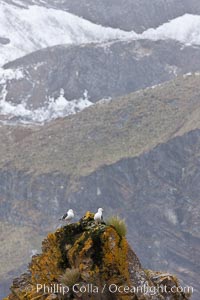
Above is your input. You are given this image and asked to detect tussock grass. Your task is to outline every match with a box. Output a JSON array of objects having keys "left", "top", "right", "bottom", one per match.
[
  {"left": 106, "top": 215, "right": 127, "bottom": 237},
  {"left": 58, "top": 268, "right": 80, "bottom": 287}
]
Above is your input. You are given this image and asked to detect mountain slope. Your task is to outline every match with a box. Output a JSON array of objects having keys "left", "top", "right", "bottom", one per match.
[
  {"left": 1, "top": 73, "right": 200, "bottom": 175},
  {"left": 4, "top": 0, "right": 200, "bottom": 32},
  {"left": 68, "top": 129, "right": 200, "bottom": 300},
  {"left": 0, "top": 74, "right": 200, "bottom": 299},
  {"left": 2, "top": 0, "right": 200, "bottom": 68},
  {"left": 1, "top": 40, "right": 200, "bottom": 123},
  {"left": 0, "top": 0, "right": 137, "bottom": 66},
  {"left": 1, "top": 131, "right": 200, "bottom": 299}
]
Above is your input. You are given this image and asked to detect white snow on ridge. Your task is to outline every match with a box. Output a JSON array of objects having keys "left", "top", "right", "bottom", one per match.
[
  {"left": 0, "top": 67, "right": 24, "bottom": 84},
  {"left": 0, "top": 1, "right": 137, "bottom": 66},
  {"left": 1, "top": 0, "right": 200, "bottom": 68},
  {"left": 0, "top": 65, "right": 93, "bottom": 124},
  {"left": 1, "top": 2, "right": 200, "bottom": 124},
  {"left": 141, "top": 14, "right": 200, "bottom": 46},
  {"left": 0, "top": 88, "right": 93, "bottom": 124}
]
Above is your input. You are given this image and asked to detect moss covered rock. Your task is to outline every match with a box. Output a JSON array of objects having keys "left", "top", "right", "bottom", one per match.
[{"left": 4, "top": 212, "right": 191, "bottom": 300}]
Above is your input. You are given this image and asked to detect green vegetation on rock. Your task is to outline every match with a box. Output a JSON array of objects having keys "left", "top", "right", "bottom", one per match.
[
  {"left": 4, "top": 212, "right": 191, "bottom": 300},
  {"left": 106, "top": 215, "right": 127, "bottom": 237}
]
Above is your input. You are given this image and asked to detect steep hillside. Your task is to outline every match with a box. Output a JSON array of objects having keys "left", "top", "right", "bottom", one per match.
[
  {"left": 2, "top": 131, "right": 200, "bottom": 299},
  {"left": 72, "top": 129, "right": 200, "bottom": 298},
  {"left": 0, "top": 74, "right": 200, "bottom": 299},
  {"left": 1, "top": 40, "right": 200, "bottom": 120},
  {"left": 1, "top": 74, "right": 200, "bottom": 175},
  {"left": 3, "top": 0, "right": 200, "bottom": 32}
]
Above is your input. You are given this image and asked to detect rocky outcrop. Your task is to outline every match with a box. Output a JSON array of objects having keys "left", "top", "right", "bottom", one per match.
[
  {"left": 0, "top": 37, "right": 10, "bottom": 45},
  {"left": 4, "top": 212, "right": 191, "bottom": 300}
]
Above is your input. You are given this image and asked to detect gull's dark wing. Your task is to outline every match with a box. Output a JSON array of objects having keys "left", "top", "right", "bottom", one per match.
[{"left": 59, "top": 212, "right": 68, "bottom": 220}]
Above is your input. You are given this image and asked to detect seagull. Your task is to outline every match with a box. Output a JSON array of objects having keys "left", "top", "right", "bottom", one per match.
[
  {"left": 94, "top": 208, "right": 104, "bottom": 224},
  {"left": 59, "top": 209, "right": 74, "bottom": 223}
]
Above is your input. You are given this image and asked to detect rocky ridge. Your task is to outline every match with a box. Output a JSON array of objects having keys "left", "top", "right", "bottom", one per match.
[
  {"left": 4, "top": 212, "right": 191, "bottom": 300},
  {"left": 3, "top": 0, "right": 200, "bottom": 31}
]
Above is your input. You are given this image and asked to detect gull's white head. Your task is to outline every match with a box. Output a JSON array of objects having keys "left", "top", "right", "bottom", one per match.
[
  {"left": 68, "top": 209, "right": 74, "bottom": 213},
  {"left": 98, "top": 208, "right": 103, "bottom": 212}
]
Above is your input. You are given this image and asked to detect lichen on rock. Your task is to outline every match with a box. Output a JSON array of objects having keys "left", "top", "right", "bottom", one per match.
[{"left": 4, "top": 212, "right": 191, "bottom": 300}]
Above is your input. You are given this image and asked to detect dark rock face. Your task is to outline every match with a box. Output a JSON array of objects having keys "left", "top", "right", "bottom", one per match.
[
  {"left": 0, "top": 37, "right": 10, "bottom": 45},
  {"left": 68, "top": 130, "right": 200, "bottom": 296},
  {"left": 4, "top": 0, "right": 200, "bottom": 31},
  {"left": 0, "top": 129, "right": 200, "bottom": 299},
  {"left": 0, "top": 170, "right": 69, "bottom": 229},
  {"left": 3, "top": 40, "right": 200, "bottom": 108}
]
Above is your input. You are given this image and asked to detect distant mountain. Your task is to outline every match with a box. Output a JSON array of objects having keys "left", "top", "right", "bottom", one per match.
[
  {"left": 1, "top": 40, "right": 200, "bottom": 123},
  {"left": 0, "top": 74, "right": 200, "bottom": 174},
  {"left": 1, "top": 0, "right": 200, "bottom": 124},
  {"left": 4, "top": 0, "right": 200, "bottom": 31},
  {"left": 0, "top": 0, "right": 136, "bottom": 66},
  {"left": 1, "top": 0, "right": 200, "bottom": 67}
]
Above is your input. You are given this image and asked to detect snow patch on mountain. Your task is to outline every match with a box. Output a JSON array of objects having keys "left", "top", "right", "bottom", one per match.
[
  {"left": 0, "top": 68, "right": 24, "bottom": 84},
  {"left": 141, "top": 14, "right": 200, "bottom": 46},
  {"left": 0, "top": 1, "right": 137, "bottom": 66},
  {"left": 0, "top": 87, "right": 93, "bottom": 124},
  {"left": 0, "top": 66, "right": 93, "bottom": 124},
  {"left": 1, "top": 0, "right": 200, "bottom": 68}
]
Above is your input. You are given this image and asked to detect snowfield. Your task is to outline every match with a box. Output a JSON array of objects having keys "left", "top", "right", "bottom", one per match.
[
  {"left": 142, "top": 14, "right": 200, "bottom": 46},
  {"left": 0, "top": 0, "right": 137, "bottom": 66},
  {"left": 1, "top": 0, "right": 200, "bottom": 67}
]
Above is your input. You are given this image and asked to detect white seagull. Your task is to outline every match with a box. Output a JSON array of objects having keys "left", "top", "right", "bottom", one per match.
[
  {"left": 94, "top": 208, "right": 104, "bottom": 224},
  {"left": 59, "top": 209, "right": 74, "bottom": 223}
]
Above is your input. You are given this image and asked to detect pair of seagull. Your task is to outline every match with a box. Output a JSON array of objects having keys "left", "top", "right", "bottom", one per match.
[{"left": 59, "top": 208, "right": 104, "bottom": 224}]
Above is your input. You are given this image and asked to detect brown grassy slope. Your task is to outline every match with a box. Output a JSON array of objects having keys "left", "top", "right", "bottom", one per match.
[{"left": 1, "top": 73, "right": 200, "bottom": 177}]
